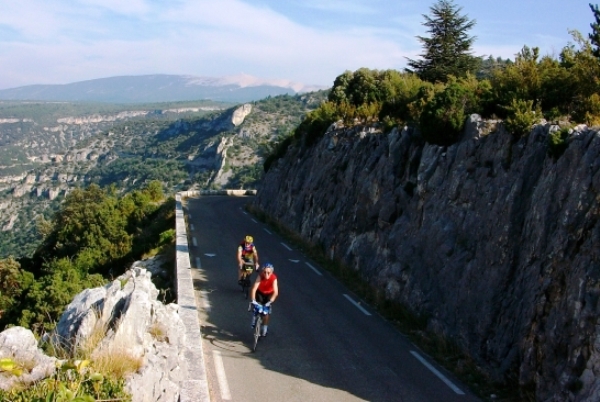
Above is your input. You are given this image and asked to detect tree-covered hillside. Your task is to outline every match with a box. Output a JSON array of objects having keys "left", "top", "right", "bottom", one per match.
[{"left": 0, "top": 92, "right": 328, "bottom": 259}]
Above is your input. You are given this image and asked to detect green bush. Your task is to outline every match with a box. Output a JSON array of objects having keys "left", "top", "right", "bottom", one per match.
[
  {"left": 294, "top": 101, "right": 338, "bottom": 147},
  {"left": 504, "top": 98, "right": 540, "bottom": 137},
  {"left": 572, "top": 93, "right": 600, "bottom": 126},
  {"left": 548, "top": 127, "right": 570, "bottom": 159},
  {"left": 418, "top": 79, "right": 478, "bottom": 145},
  {"left": 264, "top": 134, "right": 294, "bottom": 172}
]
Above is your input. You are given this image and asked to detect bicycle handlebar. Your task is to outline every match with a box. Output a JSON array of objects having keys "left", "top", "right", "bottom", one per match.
[{"left": 249, "top": 302, "right": 271, "bottom": 315}]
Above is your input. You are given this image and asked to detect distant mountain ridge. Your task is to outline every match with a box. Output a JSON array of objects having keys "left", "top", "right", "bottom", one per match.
[{"left": 0, "top": 74, "right": 327, "bottom": 103}]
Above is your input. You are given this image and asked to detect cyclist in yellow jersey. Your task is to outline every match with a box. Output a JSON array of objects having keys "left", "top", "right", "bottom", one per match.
[{"left": 237, "top": 235, "right": 259, "bottom": 284}]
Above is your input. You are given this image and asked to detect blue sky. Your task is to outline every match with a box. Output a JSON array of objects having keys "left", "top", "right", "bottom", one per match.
[{"left": 0, "top": 0, "right": 594, "bottom": 90}]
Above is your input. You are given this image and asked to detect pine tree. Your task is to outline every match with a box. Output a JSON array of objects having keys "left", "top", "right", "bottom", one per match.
[
  {"left": 589, "top": 3, "right": 600, "bottom": 59},
  {"left": 406, "top": 0, "right": 478, "bottom": 83}
]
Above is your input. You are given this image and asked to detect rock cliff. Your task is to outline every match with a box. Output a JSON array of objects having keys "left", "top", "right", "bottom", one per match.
[
  {"left": 252, "top": 115, "right": 600, "bottom": 401},
  {"left": 0, "top": 258, "right": 187, "bottom": 402}
]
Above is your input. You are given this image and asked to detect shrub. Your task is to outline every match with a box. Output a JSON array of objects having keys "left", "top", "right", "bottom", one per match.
[
  {"left": 548, "top": 127, "right": 570, "bottom": 159},
  {"left": 418, "top": 79, "right": 478, "bottom": 145},
  {"left": 263, "top": 134, "right": 293, "bottom": 172},
  {"left": 572, "top": 93, "right": 600, "bottom": 126},
  {"left": 294, "top": 101, "right": 338, "bottom": 147},
  {"left": 0, "top": 358, "right": 131, "bottom": 401},
  {"left": 504, "top": 98, "right": 540, "bottom": 137}
]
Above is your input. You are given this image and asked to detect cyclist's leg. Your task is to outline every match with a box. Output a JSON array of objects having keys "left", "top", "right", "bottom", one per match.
[{"left": 255, "top": 291, "right": 272, "bottom": 336}]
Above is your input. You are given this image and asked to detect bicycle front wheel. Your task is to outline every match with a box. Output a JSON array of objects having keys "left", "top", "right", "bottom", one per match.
[{"left": 252, "top": 315, "right": 262, "bottom": 352}]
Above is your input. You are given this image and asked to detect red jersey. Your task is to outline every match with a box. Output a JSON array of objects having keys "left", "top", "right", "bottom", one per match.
[
  {"left": 257, "top": 272, "right": 277, "bottom": 294},
  {"left": 239, "top": 242, "right": 256, "bottom": 259}
]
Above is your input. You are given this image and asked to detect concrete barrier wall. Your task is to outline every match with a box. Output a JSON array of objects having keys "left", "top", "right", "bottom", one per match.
[
  {"left": 175, "top": 189, "right": 255, "bottom": 402},
  {"left": 175, "top": 193, "right": 210, "bottom": 402}
]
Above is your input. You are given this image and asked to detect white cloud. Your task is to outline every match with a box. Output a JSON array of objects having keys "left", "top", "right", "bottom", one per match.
[
  {"left": 78, "top": 0, "right": 151, "bottom": 16},
  {"left": 1, "top": 0, "right": 590, "bottom": 90}
]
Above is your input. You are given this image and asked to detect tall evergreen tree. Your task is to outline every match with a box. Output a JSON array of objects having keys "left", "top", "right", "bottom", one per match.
[
  {"left": 589, "top": 3, "right": 600, "bottom": 59},
  {"left": 406, "top": 0, "right": 478, "bottom": 83}
]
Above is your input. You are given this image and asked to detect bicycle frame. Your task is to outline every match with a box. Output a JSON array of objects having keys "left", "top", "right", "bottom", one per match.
[
  {"left": 249, "top": 302, "right": 271, "bottom": 352},
  {"left": 240, "top": 263, "right": 254, "bottom": 299}
]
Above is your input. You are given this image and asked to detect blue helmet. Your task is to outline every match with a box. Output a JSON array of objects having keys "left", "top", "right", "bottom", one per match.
[{"left": 263, "top": 262, "right": 274, "bottom": 271}]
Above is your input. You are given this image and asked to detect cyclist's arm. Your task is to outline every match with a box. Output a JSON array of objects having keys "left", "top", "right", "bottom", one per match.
[
  {"left": 250, "top": 278, "right": 260, "bottom": 300},
  {"left": 253, "top": 248, "right": 259, "bottom": 267},
  {"left": 237, "top": 246, "right": 244, "bottom": 267},
  {"left": 269, "top": 279, "right": 278, "bottom": 303}
]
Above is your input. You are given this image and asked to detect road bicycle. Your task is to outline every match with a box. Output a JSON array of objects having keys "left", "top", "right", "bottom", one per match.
[
  {"left": 249, "top": 302, "right": 271, "bottom": 352},
  {"left": 239, "top": 261, "right": 255, "bottom": 299}
]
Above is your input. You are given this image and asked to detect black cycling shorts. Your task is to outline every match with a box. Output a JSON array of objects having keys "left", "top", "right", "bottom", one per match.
[{"left": 256, "top": 290, "right": 273, "bottom": 305}]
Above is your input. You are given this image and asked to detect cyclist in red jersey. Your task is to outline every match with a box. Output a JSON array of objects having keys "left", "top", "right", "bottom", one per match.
[{"left": 250, "top": 263, "right": 278, "bottom": 337}]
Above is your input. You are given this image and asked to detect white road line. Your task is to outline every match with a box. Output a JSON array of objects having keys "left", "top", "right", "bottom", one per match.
[
  {"left": 212, "top": 350, "right": 231, "bottom": 400},
  {"left": 195, "top": 257, "right": 201, "bottom": 269},
  {"left": 343, "top": 294, "right": 372, "bottom": 316},
  {"left": 263, "top": 228, "right": 272, "bottom": 234},
  {"left": 188, "top": 213, "right": 192, "bottom": 219},
  {"left": 281, "top": 242, "right": 292, "bottom": 251},
  {"left": 192, "top": 237, "right": 197, "bottom": 247},
  {"left": 410, "top": 351, "right": 465, "bottom": 395},
  {"left": 251, "top": 219, "right": 258, "bottom": 223},
  {"left": 289, "top": 259, "right": 300, "bottom": 263},
  {"left": 305, "top": 262, "right": 323, "bottom": 276},
  {"left": 190, "top": 223, "right": 195, "bottom": 231},
  {"left": 242, "top": 210, "right": 248, "bottom": 215}
]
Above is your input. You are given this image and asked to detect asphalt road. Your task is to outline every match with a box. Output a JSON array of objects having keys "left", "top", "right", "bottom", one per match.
[{"left": 185, "top": 196, "right": 481, "bottom": 402}]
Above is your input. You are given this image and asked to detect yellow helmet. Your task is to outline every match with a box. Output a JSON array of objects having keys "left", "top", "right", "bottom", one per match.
[{"left": 245, "top": 235, "right": 254, "bottom": 243}]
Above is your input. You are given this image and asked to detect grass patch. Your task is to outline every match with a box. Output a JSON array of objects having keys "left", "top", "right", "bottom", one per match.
[
  {"left": 92, "top": 347, "right": 143, "bottom": 380},
  {"left": 246, "top": 203, "right": 536, "bottom": 402},
  {"left": 148, "top": 322, "right": 168, "bottom": 343}
]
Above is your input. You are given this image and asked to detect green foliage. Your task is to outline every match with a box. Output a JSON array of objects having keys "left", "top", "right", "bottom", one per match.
[
  {"left": 17, "top": 259, "right": 105, "bottom": 332},
  {"left": 35, "top": 185, "right": 132, "bottom": 266},
  {"left": 0, "top": 258, "right": 29, "bottom": 320},
  {"left": 504, "top": 99, "right": 540, "bottom": 137},
  {"left": 406, "top": 0, "right": 478, "bottom": 83},
  {"left": 86, "top": 157, "right": 188, "bottom": 190},
  {"left": 0, "top": 182, "right": 175, "bottom": 333},
  {"left": 294, "top": 101, "right": 338, "bottom": 147},
  {"left": 228, "top": 164, "right": 263, "bottom": 189},
  {"left": 490, "top": 46, "right": 542, "bottom": 117},
  {"left": 418, "top": 77, "right": 482, "bottom": 145},
  {"left": 0, "top": 358, "right": 131, "bottom": 401},
  {"left": 573, "top": 93, "right": 600, "bottom": 126},
  {"left": 377, "top": 71, "right": 426, "bottom": 124},
  {"left": 263, "top": 134, "right": 294, "bottom": 172},
  {"left": 158, "top": 229, "right": 175, "bottom": 246},
  {"left": 548, "top": 127, "right": 571, "bottom": 159},
  {"left": 329, "top": 69, "right": 425, "bottom": 124}
]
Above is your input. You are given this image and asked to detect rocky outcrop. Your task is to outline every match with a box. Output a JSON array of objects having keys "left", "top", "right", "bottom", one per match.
[
  {"left": 231, "top": 104, "right": 252, "bottom": 126},
  {"left": 253, "top": 115, "right": 600, "bottom": 401},
  {"left": 0, "top": 327, "right": 57, "bottom": 391},
  {"left": 57, "top": 111, "right": 150, "bottom": 125},
  {"left": 0, "top": 258, "right": 187, "bottom": 402}
]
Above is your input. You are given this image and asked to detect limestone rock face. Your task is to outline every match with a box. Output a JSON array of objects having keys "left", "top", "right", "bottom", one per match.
[
  {"left": 55, "top": 262, "right": 187, "bottom": 402},
  {"left": 231, "top": 104, "right": 252, "bottom": 126},
  {"left": 0, "top": 327, "right": 57, "bottom": 391},
  {"left": 0, "top": 258, "right": 187, "bottom": 402},
  {"left": 253, "top": 117, "right": 600, "bottom": 401}
]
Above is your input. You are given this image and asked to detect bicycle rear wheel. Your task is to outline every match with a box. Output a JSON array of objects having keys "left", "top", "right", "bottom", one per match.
[
  {"left": 243, "top": 277, "right": 251, "bottom": 299},
  {"left": 252, "top": 315, "right": 262, "bottom": 352}
]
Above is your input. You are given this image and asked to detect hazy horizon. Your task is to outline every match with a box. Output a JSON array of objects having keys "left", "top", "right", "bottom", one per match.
[{"left": 1, "top": 0, "right": 593, "bottom": 90}]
